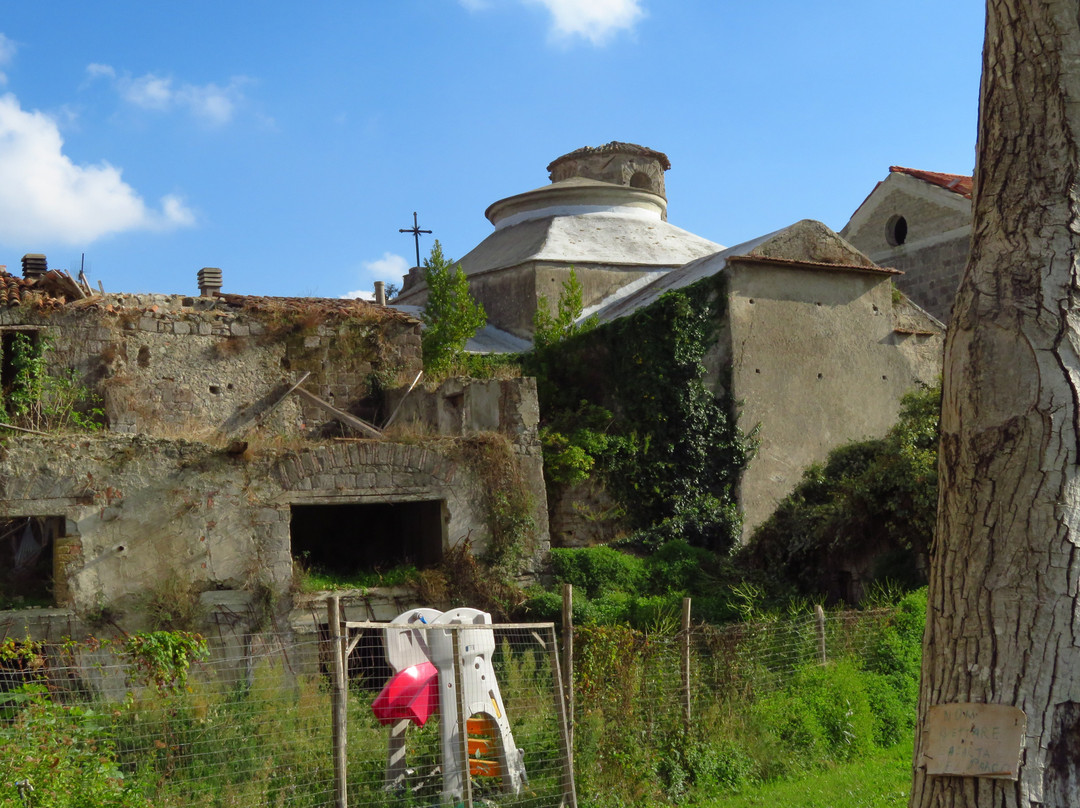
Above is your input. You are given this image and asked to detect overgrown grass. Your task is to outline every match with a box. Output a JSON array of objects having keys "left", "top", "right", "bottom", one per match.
[
  {"left": 0, "top": 595, "right": 925, "bottom": 808},
  {"left": 699, "top": 739, "right": 912, "bottom": 808},
  {"left": 295, "top": 563, "right": 420, "bottom": 592},
  {"left": 571, "top": 589, "right": 926, "bottom": 808}
]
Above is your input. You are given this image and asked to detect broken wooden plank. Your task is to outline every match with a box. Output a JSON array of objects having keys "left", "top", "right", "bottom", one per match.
[{"left": 293, "top": 387, "right": 383, "bottom": 439}]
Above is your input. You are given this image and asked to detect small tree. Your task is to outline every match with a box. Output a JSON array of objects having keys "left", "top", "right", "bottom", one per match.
[
  {"left": 532, "top": 267, "right": 597, "bottom": 350},
  {"left": 420, "top": 240, "right": 486, "bottom": 374}
]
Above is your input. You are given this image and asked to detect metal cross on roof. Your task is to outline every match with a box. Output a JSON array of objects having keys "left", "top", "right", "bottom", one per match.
[{"left": 399, "top": 212, "right": 433, "bottom": 270}]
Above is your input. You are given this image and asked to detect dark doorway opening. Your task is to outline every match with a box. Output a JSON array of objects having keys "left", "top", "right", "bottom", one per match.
[
  {"left": 290, "top": 500, "right": 445, "bottom": 580},
  {"left": 0, "top": 516, "right": 63, "bottom": 609}
]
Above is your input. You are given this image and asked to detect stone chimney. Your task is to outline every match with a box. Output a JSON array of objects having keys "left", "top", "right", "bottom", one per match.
[
  {"left": 374, "top": 281, "right": 386, "bottom": 306},
  {"left": 197, "top": 267, "right": 223, "bottom": 297},
  {"left": 22, "top": 254, "right": 47, "bottom": 280}
]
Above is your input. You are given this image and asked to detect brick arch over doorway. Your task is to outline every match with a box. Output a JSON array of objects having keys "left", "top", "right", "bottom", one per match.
[{"left": 273, "top": 442, "right": 458, "bottom": 495}]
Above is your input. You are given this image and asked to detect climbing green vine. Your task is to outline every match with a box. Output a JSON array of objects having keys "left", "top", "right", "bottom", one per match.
[{"left": 525, "top": 273, "right": 753, "bottom": 552}]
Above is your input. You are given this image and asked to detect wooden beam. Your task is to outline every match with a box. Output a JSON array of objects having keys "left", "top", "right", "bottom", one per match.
[{"left": 293, "top": 387, "right": 383, "bottom": 439}]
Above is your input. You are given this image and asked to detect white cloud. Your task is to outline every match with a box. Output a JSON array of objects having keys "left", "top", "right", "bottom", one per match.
[
  {"left": 0, "top": 34, "right": 16, "bottom": 84},
  {"left": 0, "top": 92, "right": 195, "bottom": 245},
  {"left": 88, "top": 65, "right": 249, "bottom": 127},
  {"left": 342, "top": 289, "right": 375, "bottom": 301},
  {"left": 365, "top": 252, "right": 410, "bottom": 279},
  {"left": 341, "top": 252, "right": 410, "bottom": 300},
  {"left": 529, "top": 0, "right": 644, "bottom": 44},
  {"left": 85, "top": 63, "right": 116, "bottom": 80}
]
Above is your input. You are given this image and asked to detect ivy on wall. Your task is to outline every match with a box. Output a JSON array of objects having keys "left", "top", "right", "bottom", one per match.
[{"left": 525, "top": 273, "right": 753, "bottom": 553}]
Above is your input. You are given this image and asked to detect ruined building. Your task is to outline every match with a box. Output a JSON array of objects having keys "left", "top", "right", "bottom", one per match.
[{"left": 0, "top": 259, "right": 549, "bottom": 640}]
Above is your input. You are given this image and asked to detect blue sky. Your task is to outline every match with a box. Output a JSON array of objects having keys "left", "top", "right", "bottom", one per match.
[{"left": 0, "top": 1, "right": 984, "bottom": 299}]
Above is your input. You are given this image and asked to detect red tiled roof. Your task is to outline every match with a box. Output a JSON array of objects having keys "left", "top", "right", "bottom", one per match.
[
  {"left": 889, "top": 166, "right": 973, "bottom": 199},
  {"left": 0, "top": 269, "right": 78, "bottom": 309}
]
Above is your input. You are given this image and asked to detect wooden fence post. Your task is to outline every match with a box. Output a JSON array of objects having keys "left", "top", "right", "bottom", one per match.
[
  {"left": 562, "top": 583, "right": 574, "bottom": 749},
  {"left": 328, "top": 595, "right": 348, "bottom": 808},
  {"left": 681, "top": 597, "right": 692, "bottom": 729},
  {"left": 815, "top": 604, "right": 827, "bottom": 664},
  {"left": 547, "top": 624, "right": 579, "bottom": 808}
]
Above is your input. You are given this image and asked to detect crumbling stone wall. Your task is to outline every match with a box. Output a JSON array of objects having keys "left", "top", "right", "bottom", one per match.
[
  {"left": 0, "top": 293, "right": 550, "bottom": 642},
  {"left": 0, "top": 426, "right": 543, "bottom": 627},
  {"left": 547, "top": 142, "right": 670, "bottom": 203},
  {"left": 0, "top": 294, "right": 423, "bottom": 437}
]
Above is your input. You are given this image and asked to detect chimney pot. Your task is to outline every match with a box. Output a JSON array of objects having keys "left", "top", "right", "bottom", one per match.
[
  {"left": 374, "top": 281, "right": 386, "bottom": 306},
  {"left": 197, "top": 267, "right": 223, "bottom": 297},
  {"left": 22, "top": 254, "right": 47, "bottom": 280}
]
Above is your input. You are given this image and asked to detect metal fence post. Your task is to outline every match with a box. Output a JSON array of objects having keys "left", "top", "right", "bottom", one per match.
[
  {"left": 815, "top": 604, "right": 827, "bottom": 664},
  {"left": 682, "top": 597, "right": 692, "bottom": 730},
  {"left": 328, "top": 595, "right": 348, "bottom": 808},
  {"left": 562, "top": 583, "right": 574, "bottom": 749}
]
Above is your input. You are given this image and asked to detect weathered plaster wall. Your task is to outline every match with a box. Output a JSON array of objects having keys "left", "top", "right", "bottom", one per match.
[
  {"left": 0, "top": 429, "right": 538, "bottom": 624},
  {"left": 867, "top": 230, "right": 970, "bottom": 324},
  {"left": 719, "top": 261, "right": 943, "bottom": 537},
  {"left": 843, "top": 184, "right": 969, "bottom": 255},
  {"left": 0, "top": 297, "right": 550, "bottom": 641},
  {"left": 841, "top": 178, "right": 972, "bottom": 323},
  {"left": 471, "top": 262, "right": 668, "bottom": 338}
]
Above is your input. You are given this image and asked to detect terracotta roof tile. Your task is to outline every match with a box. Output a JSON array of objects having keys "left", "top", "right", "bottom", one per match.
[
  {"left": 0, "top": 269, "right": 66, "bottom": 309},
  {"left": 889, "top": 166, "right": 973, "bottom": 199}
]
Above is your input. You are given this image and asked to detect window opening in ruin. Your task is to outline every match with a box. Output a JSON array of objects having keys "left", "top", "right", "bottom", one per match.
[
  {"left": 290, "top": 500, "right": 445, "bottom": 584},
  {"left": 0, "top": 516, "right": 63, "bottom": 609},
  {"left": 629, "top": 171, "right": 652, "bottom": 191},
  {"left": 0, "top": 329, "right": 42, "bottom": 419},
  {"left": 885, "top": 214, "right": 908, "bottom": 246}
]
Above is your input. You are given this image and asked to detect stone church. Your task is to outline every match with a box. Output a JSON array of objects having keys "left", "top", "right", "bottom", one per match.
[
  {"left": 397, "top": 142, "right": 945, "bottom": 546},
  {"left": 841, "top": 165, "right": 973, "bottom": 324},
  {"left": 395, "top": 143, "right": 722, "bottom": 338}
]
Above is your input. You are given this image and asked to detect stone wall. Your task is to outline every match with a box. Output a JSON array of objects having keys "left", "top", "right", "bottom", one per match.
[
  {"left": 460, "top": 261, "right": 669, "bottom": 339},
  {"left": 841, "top": 177, "right": 971, "bottom": 323},
  {"left": 878, "top": 230, "right": 969, "bottom": 324},
  {"left": 547, "top": 147, "right": 668, "bottom": 202},
  {"left": 0, "top": 294, "right": 423, "bottom": 438}
]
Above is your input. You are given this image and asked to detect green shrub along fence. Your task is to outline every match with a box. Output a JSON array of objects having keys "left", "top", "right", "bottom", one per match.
[
  {"left": 0, "top": 591, "right": 924, "bottom": 808},
  {"left": 569, "top": 589, "right": 926, "bottom": 807}
]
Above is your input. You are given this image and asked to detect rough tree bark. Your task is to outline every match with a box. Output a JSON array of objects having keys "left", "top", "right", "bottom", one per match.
[{"left": 911, "top": 2, "right": 1080, "bottom": 806}]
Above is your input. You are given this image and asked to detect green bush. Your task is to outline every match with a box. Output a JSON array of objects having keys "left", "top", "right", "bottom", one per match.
[
  {"left": 752, "top": 658, "right": 875, "bottom": 768},
  {"left": 747, "top": 383, "right": 940, "bottom": 600},
  {"left": 549, "top": 545, "right": 646, "bottom": 598},
  {"left": 0, "top": 686, "right": 151, "bottom": 808},
  {"left": 525, "top": 276, "right": 753, "bottom": 554}
]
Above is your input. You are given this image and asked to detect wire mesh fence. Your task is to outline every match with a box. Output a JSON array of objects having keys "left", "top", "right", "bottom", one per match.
[
  {"left": 0, "top": 604, "right": 903, "bottom": 808},
  {"left": 569, "top": 606, "right": 907, "bottom": 805},
  {"left": 0, "top": 632, "right": 338, "bottom": 808}
]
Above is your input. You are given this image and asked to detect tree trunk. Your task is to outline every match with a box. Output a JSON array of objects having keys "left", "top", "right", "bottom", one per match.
[{"left": 911, "top": 2, "right": 1080, "bottom": 806}]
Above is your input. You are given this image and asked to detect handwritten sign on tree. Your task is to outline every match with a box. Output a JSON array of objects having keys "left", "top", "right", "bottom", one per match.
[{"left": 920, "top": 703, "right": 1026, "bottom": 779}]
